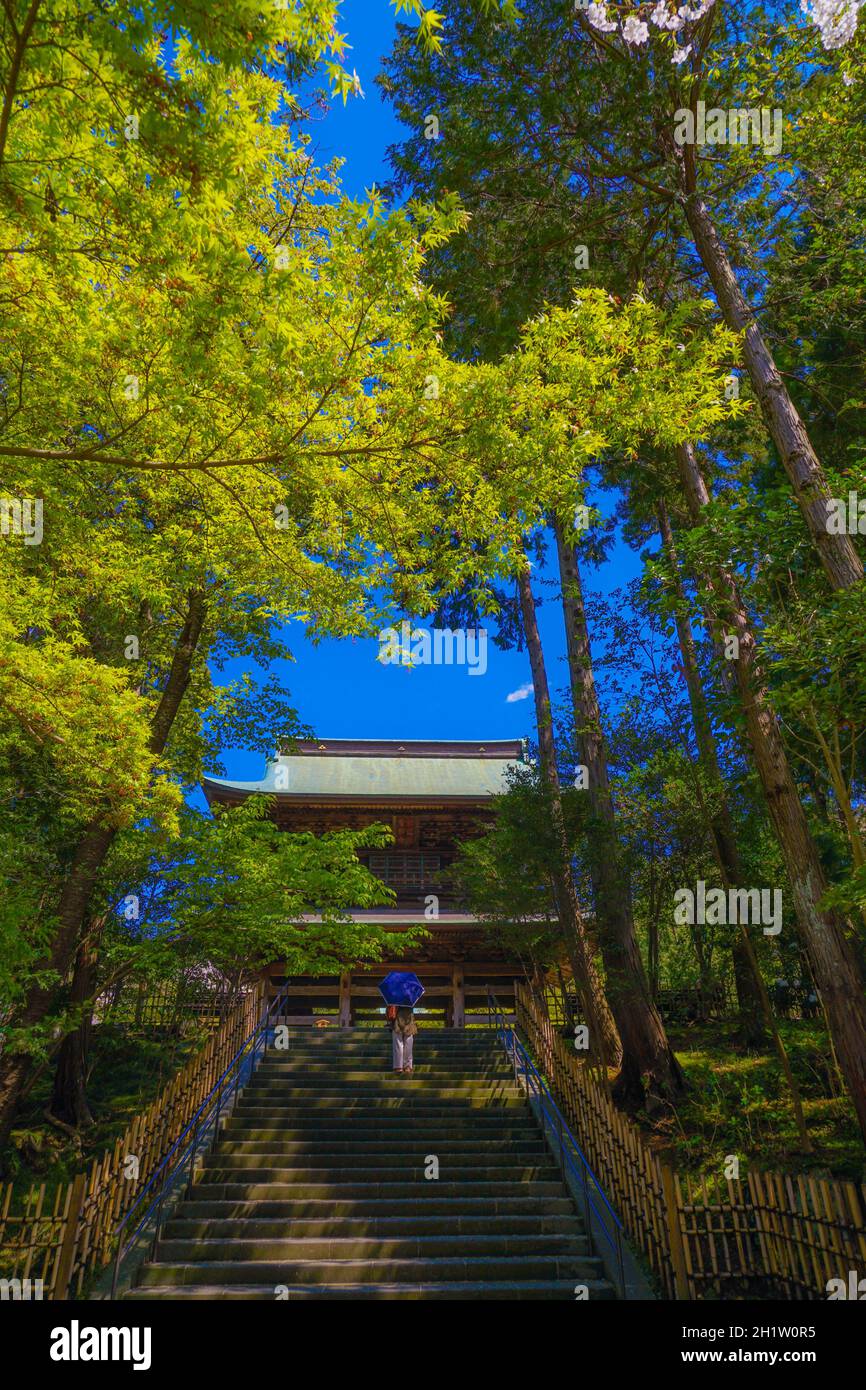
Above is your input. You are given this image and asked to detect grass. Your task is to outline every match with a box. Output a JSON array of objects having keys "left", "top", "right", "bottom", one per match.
[
  {"left": 651, "top": 1018, "right": 866, "bottom": 1182},
  {"left": 4, "top": 1025, "right": 200, "bottom": 1199}
]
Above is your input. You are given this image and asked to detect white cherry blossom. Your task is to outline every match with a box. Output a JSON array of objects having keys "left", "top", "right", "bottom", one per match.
[
  {"left": 586, "top": 1, "right": 863, "bottom": 57},
  {"left": 801, "top": 0, "right": 864, "bottom": 50},
  {"left": 622, "top": 14, "right": 650, "bottom": 41},
  {"left": 586, "top": 3, "right": 618, "bottom": 32},
  {"left": 587, "top": 1, "right": 715, "bottom": 50}
]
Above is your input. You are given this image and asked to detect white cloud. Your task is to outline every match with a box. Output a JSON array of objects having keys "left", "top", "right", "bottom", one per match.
[{"left": 506, "top": 682, "right": 534, "bottom": 703}]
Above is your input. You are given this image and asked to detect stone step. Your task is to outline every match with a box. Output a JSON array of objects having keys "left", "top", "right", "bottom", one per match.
[
  {"left": 253, "top": 1078, "right": 515, "bottom": 1089},
  {"left": 241, "top": 1073, "right": 522, "bottom": 1095},
  {"left": 177, "top": 1195, "right": 577, "bottom": 1220},
  {"left": 255, "top": 1065, "right": 513, "bottom": 1080},
  {"left": 212, "top": 1141, "right": 547, "bottom": 1159},
  {"left": 163, "top": 1214, "right": 585, "bottom": 1239},
  {"left": 259, "top": 1056, "right": 507, "bottom": 1068},
  {"left": 135, "top": 1254, "right": 605, "bottom": 1286},
  {"left": 262, "top": 1033, "right": 500, "bottom": 1042},
  {"left": 259, "top": 1048, "right": 506, "bottom": 1058},
  {"left": 260, "top": 1053, "right": 506, "bottom": 1065},
  {"left": 127, "top": 1279, "right": 615, "bottom": 1301},
  {"left": 233, "top": 1095, "right": 526, "bottom": 1111},
  {"left": 260, "top": 1039, "right": 505, "bottom": 1050},
  {"left": 219, "top": 1132, "right": 537, "bottom": 1147},
  {"left": 189, "top": 1180, "right": 568, "bottom": 1201},
  {"left": 262, "top": 1041, "right": 504, "bottom": 1053},
  {"left": 254, "top": 1067, "right": 508, "bottom": 1078},
  {"left": 260, "top": 1052, "right": 504, "bottom": 1064},
  {"left": 221, "top": 1121, "right": 540, "bottom": 1139},
  {"left": 236, "top": 1090, "right": 523, "bottom": 1103},
  {"left": 199, "top": 1157, "right": 560, "bottom": 1179},
  {"left": 259, "top": 1063, "right": 508, "bottom": 1074},
  {"left": 154, "top": 1232, "right": 590, "bottom": 1261},
  {"left": 217, "top": 1136, "right": 543, "bottom": 1153},
  {"left": 232, "top": 1096, "right": 527, "bottom": 1113},
  {"left": 126, "top": 1025, "right": 617, "bottom": 1303}
]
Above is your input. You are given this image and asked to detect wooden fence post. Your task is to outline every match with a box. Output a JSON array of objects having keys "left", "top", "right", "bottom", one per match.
[
  {"left": 53, "top": 1173, "right": 86, "bottom": 1300},
  {"left": 660, "top": 1162, "right": 689, "bottom": 1300}
]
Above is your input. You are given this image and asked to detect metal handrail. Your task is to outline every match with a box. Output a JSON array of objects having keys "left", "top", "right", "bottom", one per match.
[
  {"left": 486, "top": 987, "right": 626, "bottom": 1298},
  {"left": 110, "top": 981, "right": 291, "bottom": 1298}
]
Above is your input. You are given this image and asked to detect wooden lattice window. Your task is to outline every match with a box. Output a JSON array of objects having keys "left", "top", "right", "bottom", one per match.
[{"left": 368, "top": 852, "right": 441, "bottom": 886}]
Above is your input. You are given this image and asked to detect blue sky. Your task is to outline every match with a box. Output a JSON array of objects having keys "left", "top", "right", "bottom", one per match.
[{"left": 210, "top": 1, "right": 641, "bottom": 790}]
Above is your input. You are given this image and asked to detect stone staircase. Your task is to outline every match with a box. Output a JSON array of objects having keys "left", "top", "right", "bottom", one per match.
[{"left": 127, "top": 1028, "right": 615, "bottom": 1300}]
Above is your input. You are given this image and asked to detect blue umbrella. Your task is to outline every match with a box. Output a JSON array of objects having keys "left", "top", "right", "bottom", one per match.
[{"left": 379, "top": 971, "right": 425, "bottom": 1006}]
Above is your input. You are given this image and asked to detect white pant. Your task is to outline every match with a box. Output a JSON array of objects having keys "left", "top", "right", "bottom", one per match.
[{"left": 392, "top": 1032, "right": 414, "bottom": 1069}]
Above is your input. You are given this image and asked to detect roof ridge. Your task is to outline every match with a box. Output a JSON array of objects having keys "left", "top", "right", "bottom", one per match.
[{"left": 277, "top": 738, "right": 526, "bottom": 759}]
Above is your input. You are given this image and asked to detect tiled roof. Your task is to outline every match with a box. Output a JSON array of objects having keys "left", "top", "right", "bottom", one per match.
[{"left": 203, "top": 739, "right": 525, "bottom": 803}]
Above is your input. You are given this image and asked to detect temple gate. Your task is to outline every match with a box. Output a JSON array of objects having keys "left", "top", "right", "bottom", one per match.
[{"left": 203, "top": 738, "right": 527, "bottom": 1024}]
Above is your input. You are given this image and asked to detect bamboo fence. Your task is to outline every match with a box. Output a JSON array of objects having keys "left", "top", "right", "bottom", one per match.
[
  {"left": 2, "top": 978, "right": 865, "bottom": 1299},
  {"left": 516, "top": 981, "right": 866, "bottom": 1299},
  {"left": 0, "top": 982, "right": 263, "bottom": 1299},
  {"left": 95, "top": 977, "right": 243, "bottom": 1032}
]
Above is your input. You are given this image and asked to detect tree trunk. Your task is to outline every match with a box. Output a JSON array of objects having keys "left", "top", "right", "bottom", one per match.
[
  {"left": 675, "top": 442, "right": 866, "bottom": 1143},
  {"left": 647, "top": 854, "right": 660, "bottom": 1002},
  {"left": 48, "top": 921, "right": 103, "bottom": 1128},
  {"left": 554, "top": 523, "right": 684, "bottom": 1106},
  {"left": 809, "top": 718, "right": 866, "bottom": 872},
  {"left": 655, "top": 499, "right": 766, "bottom": 1047},
  {"left": 0, "top": 590, "right": 207, "bottom": 1152},
  {"left": 681, "top": 188, "right": 863, "bottom": 591},
  {"left": 0, "top": 820, "right": 115, "bottom": 1155},
  {"left": 515, "top": 560, "right": 622, "bottom": 1070},
  {"left": 661, "top": 494, "right": 817, "bottom": 1145}
]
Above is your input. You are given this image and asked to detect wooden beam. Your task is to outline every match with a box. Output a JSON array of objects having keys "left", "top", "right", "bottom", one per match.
[
  {"left": 272, "top": 985, "right": 339, "bottom": 996},
  {"left": 350, "top": 984, "right": 453, "bottom": 998},
  {"left": 270, "top": 961, "right": 524, "bottom": 977}
]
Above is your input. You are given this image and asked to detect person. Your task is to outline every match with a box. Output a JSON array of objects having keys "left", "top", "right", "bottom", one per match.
[{"left": 390, "top": 1005, "right": 418, "bottom": 1074}]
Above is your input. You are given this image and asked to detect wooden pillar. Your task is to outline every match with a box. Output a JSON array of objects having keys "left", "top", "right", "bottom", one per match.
[
  {"left": 338, "top": 971, "right": 352, "bottom": 1028},
  {"left": 452, "top": 963, "right": 465, "bottom": 1029}
]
